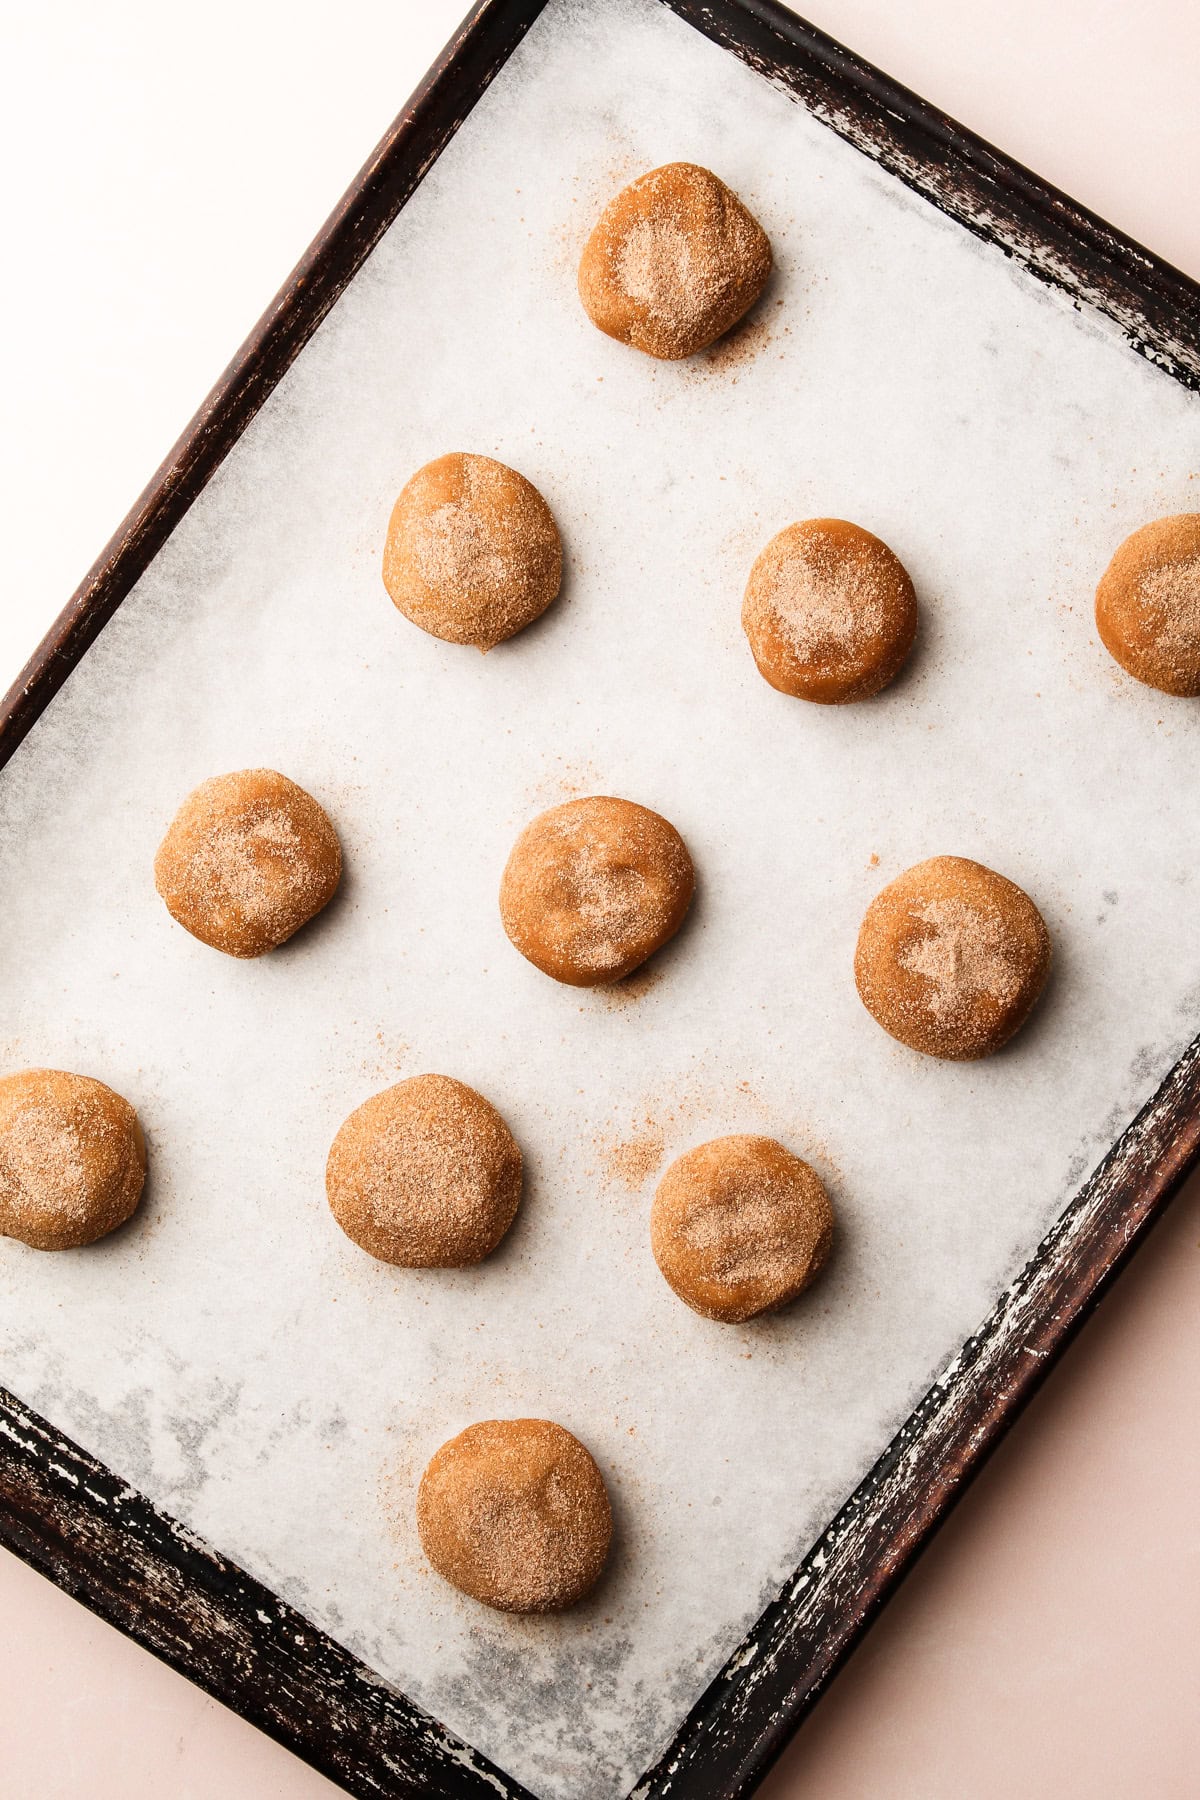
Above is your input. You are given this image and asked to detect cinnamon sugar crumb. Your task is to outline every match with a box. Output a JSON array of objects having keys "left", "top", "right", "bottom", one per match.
[
  {"left": 1139, "top": 554, "right": 1200, "bottom": 655},
  {"left": 416, "top": 501, "right": 511, "bottom": 599},
  {"left": 767, "top": 530, "right": 888, "bottom": 660},
  {"left": 0, "top": 1103, "right": 89, "bottom": 1226},
  {"left": 599, "top": 963, "right": 664, "bottom": 1011},
  {"left": 603, "top": 1130, "right": 665, "bottom": 1191},
  {"left": 680, "top": 1188, "right": 795, "bottom": 1286},
  {"left": 899, "top": 897, "right": 1022, "bottom": 1021}
]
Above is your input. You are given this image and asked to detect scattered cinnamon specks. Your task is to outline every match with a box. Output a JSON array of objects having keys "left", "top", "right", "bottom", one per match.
[
  {"left": 602, "top": 1128, "right": 666, "bottom": 1192},
  {"left": 597, "top": 963, "right": 664, "bottom": 1010}
]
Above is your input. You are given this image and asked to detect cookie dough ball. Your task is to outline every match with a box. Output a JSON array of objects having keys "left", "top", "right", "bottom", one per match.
[
  {"left": 1095, "top": 513, "right": 1200, "bottom": 696},
  {"left": 499, "top": 795, "right": 694, "bottom": 987},
  {"left": 651, "top": 1135, "right": 833, "bottom": 1323},
  {"left": 382, "top": 453, "right": 562, "bottom": 650},
  {"left": 326, "top": 1074, "right": 521, "bottom": 1267},
  {"left": 578, "top": 163, "right": 772, "bottom": 360},
  {"left": 855, "top": 856, "right": 1051, "bottom": 1060},
  {"left": 742, "top": 519, "right": 918, "bottom": 703},
  {"left": 0, "top": 1069, "right": 145, "bottom": 1251},
  {"left": 155, "top": 769, "right": 341, "bottom": 958},
  {"left": 417, "top": 1418, "right": 612, "bottom": 1612}
]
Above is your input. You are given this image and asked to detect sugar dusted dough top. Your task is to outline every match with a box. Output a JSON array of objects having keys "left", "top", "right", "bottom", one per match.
[
  {"left": 742, "top": 518, "right": 918, "bottom": 704},
  {"left": 326, "top": 1074, "right": 522, "bottom": 1267},
  {"left": 416, "top": 1417, "right": 612, "bottom": 1613},
  {"left": 0, "top": 1069, "right": 146, "bottom": 1251},
  {"left": 383, "top": 452, "right": 562, "bottom": 650},
  {"left": 499, "top": 795, "right": 695, "bottom": 987},
  {"left": 855, "top": 856, "right": 1051, "bottom": 1060},
  {"left": 154, "top": 768, "right": 342, "bottom": 958},
  {"left": 578, "top": 162, "right": 772, "bottom": 360},
  {"left": 651, "top": 1134, "right": 834, "bottom": 1323},
  {"left": 1095, "top": 512, "right": 1200, "bottom": 696}
]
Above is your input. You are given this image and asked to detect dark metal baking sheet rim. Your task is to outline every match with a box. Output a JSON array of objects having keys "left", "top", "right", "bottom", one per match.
[{"left": 2, "top": 3, "right": 1199, "bottom": 1797}]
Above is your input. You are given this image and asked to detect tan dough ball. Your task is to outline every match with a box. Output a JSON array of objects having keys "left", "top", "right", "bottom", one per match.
[
  {"left": 417, "top": 1418, "right": 612, "bottom": 1613},
  {"left": 326, "top": 1074, "right": 521, "bottom": 1267},
  {"left": 0, "top": 1069, "right": 145, "bottom": 1251},
  {"left": 1095, "top": 513, "right": 1200, "bottom": 696},
  {"left": 578, "top": 162, "right": 772, "bottom": 360},
  {"left": 155, "top": 769, "right": 341, "bottom": 958},
  {"left": 742, "top": 518, "right": 918, "bottom": 703},
  {"left": 651, "top": 1135, "right": 833, "bottom": 1323},
  {"left": 382, "top": 453, "right": 562, "bottom": 650},
  {"left": 855, "top": 856, "right": 1051, "bottom": 1060},
  {"left": 499, "top": 795, "right": 695, "bottom": 987}
]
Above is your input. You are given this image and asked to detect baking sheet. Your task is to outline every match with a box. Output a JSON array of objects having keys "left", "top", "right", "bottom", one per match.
[{"left": 2, "top": 1, "right": 1200, "bottom": 1794}]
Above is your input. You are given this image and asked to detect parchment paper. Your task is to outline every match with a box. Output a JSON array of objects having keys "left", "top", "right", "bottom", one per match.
[{"left": 2, "top": 2, "right": 1199, "bottom": 1793}]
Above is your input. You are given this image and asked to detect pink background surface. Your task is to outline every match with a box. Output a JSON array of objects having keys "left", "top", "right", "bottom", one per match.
[{"left": 3, "top": 1, "right": 1200, "bottom": 1795}]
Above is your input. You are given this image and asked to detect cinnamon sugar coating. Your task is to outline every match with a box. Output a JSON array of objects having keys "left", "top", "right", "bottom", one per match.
[
  {"left": 1095, "top": 512, "right": 1200, "bottom": 696},
  {"left": 742, "top": 518, "right": 918, "bottom": 703},
  {"left": 326, "top": 1074, "right": 521, "bottom": 1267},
  {"left": 0, "top": 1069, "right": 145, "bottom": 1251},
  {"left": 383, "top": 453, "right": 562, "bottom": 650},
  {"left": 855, "top": 856, "right": 1051, "bottom": 1060},
  {"left": 651, "top": 1135, "right": 833, "bottom": 1323},
  {"left": 499, "top": 795, "right": 694, "bottom": 987},
  {"left": 417, "top": 1418, "right": 612, "bottom": 1613},
  {"left": 155, "top": 769, "right": 341, "bottom": 958},
  {"left": 578, "top": 163, "right": 771, "bottom": 360}
]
